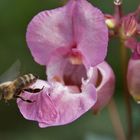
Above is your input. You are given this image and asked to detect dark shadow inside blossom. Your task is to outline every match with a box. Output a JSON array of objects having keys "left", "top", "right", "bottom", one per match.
[
  {"left": 71, "top": 44, "right": 77, "bottom": 49},
  {"left": 95, "top": 69, "right": 102, "bottom": 88},
  {"left": 63, "top": 61, "right": 87, "bottom": 88}
]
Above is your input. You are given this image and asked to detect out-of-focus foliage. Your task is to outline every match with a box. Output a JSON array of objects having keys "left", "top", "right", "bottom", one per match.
[{"left": 0, "top": 0, "right": 140, "bottom": 140}]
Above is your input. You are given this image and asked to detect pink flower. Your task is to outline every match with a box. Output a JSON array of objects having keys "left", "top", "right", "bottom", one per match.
[
  {"left": 17, "top": 0, "right": 110, "bottom": 127},
  {"left": 125, "top": 37, "right": 140, "bottom": 103},
  {"left": 127, "top": 58, "right": 140, "bottom": 103}
]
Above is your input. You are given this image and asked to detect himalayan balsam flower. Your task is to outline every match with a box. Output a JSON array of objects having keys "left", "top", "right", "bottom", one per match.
[
  {"left": 123, "top": 10, "right": 140, "bottom": 103},
  {"left": 127, "top": 41, "right": 140, "bottom": 103},
  {"left": 127, "top": 58, "right": 140, "bottom": 103},
  {"left": 17, "top": 0, "right": 114, "bottom": 127}
]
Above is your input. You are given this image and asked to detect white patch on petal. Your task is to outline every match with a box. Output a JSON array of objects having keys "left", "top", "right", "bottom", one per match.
[{"left": 82, "top": 67, "right": 98, "bottom": 86}]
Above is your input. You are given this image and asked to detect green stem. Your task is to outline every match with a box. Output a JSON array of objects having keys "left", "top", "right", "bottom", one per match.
[
  {"left": 120, "top": 41, "right": 133, "bottom": 140},
  {"left": 108, "top": 99, "right": 126, "bottom": 140}
]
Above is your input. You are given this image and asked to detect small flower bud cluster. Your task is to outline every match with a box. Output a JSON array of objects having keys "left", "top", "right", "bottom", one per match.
[{"left": 105, "top": 1, "right": 140, "bottom": 103}]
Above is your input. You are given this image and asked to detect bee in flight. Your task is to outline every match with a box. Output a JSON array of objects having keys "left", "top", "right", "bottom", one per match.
[
  {"left": 0, "top": 73, "right": 43, "bottom": 103},
  {"left": 0, "top": 61, "right": 43, "bottom": 103}
]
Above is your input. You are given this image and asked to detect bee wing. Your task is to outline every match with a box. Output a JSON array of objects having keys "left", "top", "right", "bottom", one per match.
[{"left": 0, "top": 60, "right": 21, "bottom": 83}]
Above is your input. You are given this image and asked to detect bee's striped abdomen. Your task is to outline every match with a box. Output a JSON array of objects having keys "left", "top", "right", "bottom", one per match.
[
  {"left": 0, "top": 73, "right": 40, "bottom": 102},
  {"left": 14, "top": 73, "right": 38, "bottom": 91}
]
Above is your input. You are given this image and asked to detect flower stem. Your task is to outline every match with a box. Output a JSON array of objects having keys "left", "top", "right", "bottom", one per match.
[
  {"left": 114, "top": 0, "right": 123, "bottom": 26},
  {"left": 120, "top": 41, "right": 133, "bottom": 140},
  {"left": 108, "top": 99, "right": 126, "bottom": 140},
  {"left": 114, "top": 0, "right": 133, "bottom": 138}
]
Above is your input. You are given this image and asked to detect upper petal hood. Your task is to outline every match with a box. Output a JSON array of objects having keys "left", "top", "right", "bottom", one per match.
[
  {"left": 26, "top": 0, "right": 108, "bottom": 67},
  {"left": 72, "top": 0, "right": 108, "bottom": 67}
]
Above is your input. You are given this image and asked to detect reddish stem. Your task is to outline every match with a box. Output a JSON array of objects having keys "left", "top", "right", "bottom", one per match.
[
  {"left": 108, "top": 99, "right": 126, "bottom": 140},
  {"left": 114, "top": 0, "right": 123, "bottom": 27},
  {"left": 120, "top": 41, "right": 133, "bottom": 140}
]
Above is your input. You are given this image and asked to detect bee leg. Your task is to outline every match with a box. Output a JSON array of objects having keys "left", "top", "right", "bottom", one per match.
[
  {"left": 14, "top": 95, "right": 35, "bottom": 103},
  {"left": 23, "top": 86, "right": 44, "bottom": 93}
]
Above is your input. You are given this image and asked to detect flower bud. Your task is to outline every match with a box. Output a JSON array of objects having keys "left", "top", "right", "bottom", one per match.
[
  {"left": 127, "top": 58, "right": 140, "bottom": 103},
  {"left": 120, "top": 15, "right": 137, "bottom": 39}
]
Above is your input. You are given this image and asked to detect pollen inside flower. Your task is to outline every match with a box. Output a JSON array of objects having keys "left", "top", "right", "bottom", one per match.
[
  {"left": 105, "top": 15, "right": 116, "bottom": 29},
  {"left": 68, "top": 51, "right": 83, "bottom": 65}
]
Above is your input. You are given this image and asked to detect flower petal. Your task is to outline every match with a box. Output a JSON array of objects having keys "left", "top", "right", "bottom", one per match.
[
  {"left": 17, "top": 80, "right": 58, "bottom": 124},
  {"left": 124, "top": 37, "right": 137, "bottom": 50},
  {"left": 127, "top": 58, "right": 140, "bottom": 103},
  {"left": 46, "top": 47, "right": 70, "bottom": 83},
  {"left": 26, "top": 1, "right": 74, "bottom": 65},
  {"left": 26, "top": 0, "right": 108, "bottom": 67},
  {"left": 73, "top": 0, "right": 108, "bottom": 67},
  {"left": 17, "top": 80, "right": 97, "bottom": 127},
  {"left": 92, "top": 62, "right": 115, "bottom": 113}
]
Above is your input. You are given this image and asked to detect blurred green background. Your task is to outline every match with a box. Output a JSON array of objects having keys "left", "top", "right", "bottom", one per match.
[{"left": 0, "top": 0, "right": 140, "bottom": 140}]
